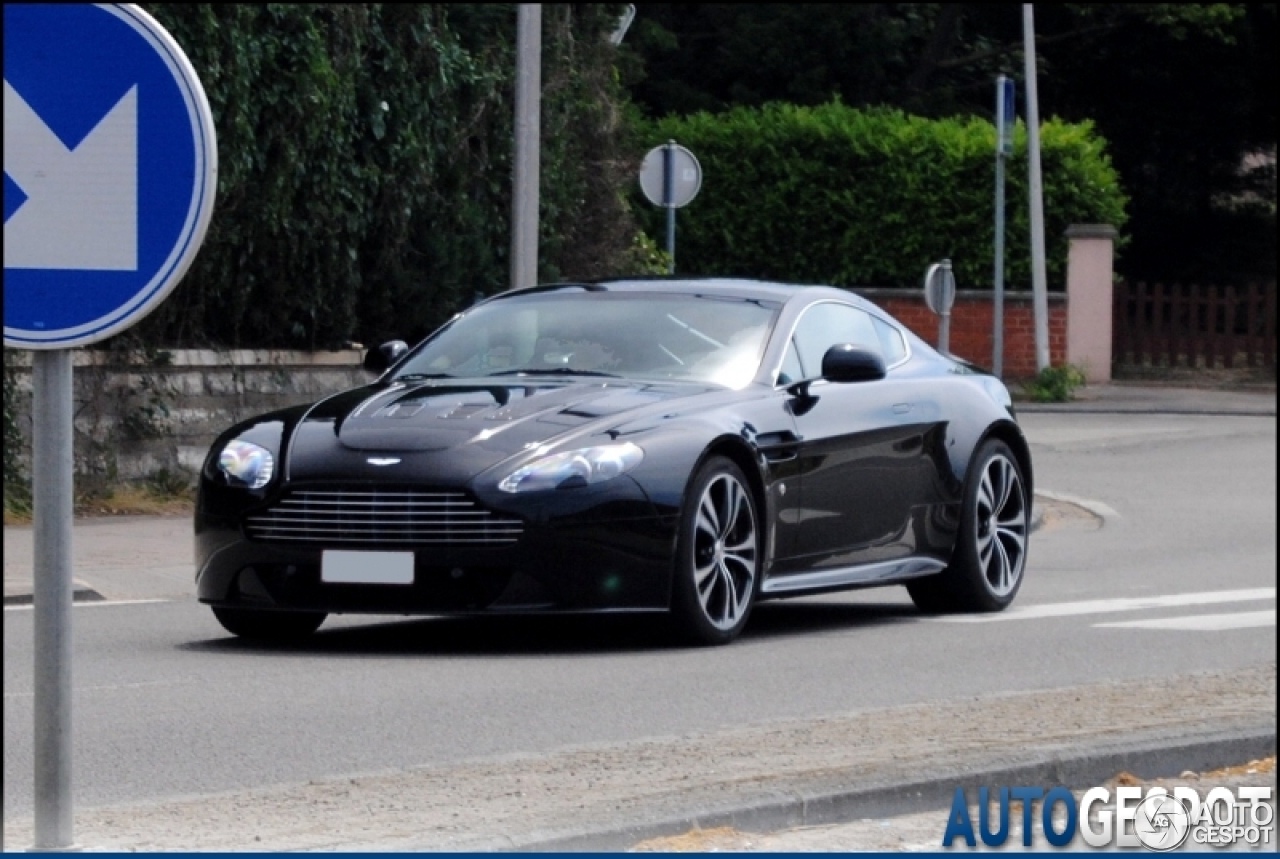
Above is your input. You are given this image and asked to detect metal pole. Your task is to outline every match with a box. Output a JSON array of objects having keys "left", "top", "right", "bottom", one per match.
[
  {"left": 509, "top": 3, "right": 541, "bottom": 291},
  {"left": 1023, "top": 4, "right": 1050, "bottom": 372},
  {"left": 32, "top": 349, "right": 76, "bottom": 850},
  {"left": 939, "top": 258, "right": 953, "bottom": 354},
  {"left": 664, "top": 141, "right": 676, "bottom": 274},
  {"left": 993, "top": 152, "right": 1006, "bottom": 377},
  {"left": 993, "top": 79, "right": 1008, "bottom": 379}
]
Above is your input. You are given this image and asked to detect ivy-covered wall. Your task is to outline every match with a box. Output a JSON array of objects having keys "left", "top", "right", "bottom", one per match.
[{"left": 126, "top": 3, "right": 644, "bottom": 352}]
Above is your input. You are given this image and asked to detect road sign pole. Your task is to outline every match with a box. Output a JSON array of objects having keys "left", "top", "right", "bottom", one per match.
[
  {"left": 664, "top": 141, "right": 676, "bottom": 274},
  {"left": 639, "top": 140, "right": 701, "bottom": 271},
  {"left": 924, "top": 259, "right": 957, "bottom": 355},
  {"left": 993, "top": 75, "right": 1013, "bottom": 379},
  {"left": 6, "top": 7, "right": 217, "bottom": 849},
  {"left": 32, "top": 349, "right": 76, "bottom": 851},
  {"left": 1023, "top": 4, "right": 1051, "bottom": 373}
]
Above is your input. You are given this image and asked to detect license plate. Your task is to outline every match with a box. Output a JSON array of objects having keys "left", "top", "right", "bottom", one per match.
[{"left": 321, "top": 550, "right": 414, "bottom": 585}]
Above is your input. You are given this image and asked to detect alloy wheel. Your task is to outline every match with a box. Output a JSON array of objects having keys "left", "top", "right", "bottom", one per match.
[
  {"left": 691, "top": 473, "right": 758, "bottom": 631},
  {"left": 974, "top": 452, "right": 1027, "bottom": 597}
]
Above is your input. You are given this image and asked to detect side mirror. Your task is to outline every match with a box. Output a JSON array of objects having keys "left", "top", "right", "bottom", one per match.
[
  {"left": 821, "top": 344, "right": 885, "bottom": 383},
  {"left": 363, "top": 340, "right": 409, "bottom": 374}
]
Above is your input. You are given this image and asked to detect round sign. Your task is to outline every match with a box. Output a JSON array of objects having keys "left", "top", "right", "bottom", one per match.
[
  {"left": 3, "top": 3, "right": 217, "bottom": 349},
  {"left": 923, "top": 260, "right": 957, "bottom": 316},
  {"left": 639, "top": 142, "right": 702, "bottom": 209}
]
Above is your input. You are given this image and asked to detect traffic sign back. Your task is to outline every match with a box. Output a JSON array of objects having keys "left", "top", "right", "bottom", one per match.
[{"left": 3, "top": 3, "right": 216, "bottom": 349}]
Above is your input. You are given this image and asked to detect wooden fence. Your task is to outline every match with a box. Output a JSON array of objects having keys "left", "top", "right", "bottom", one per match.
[{"left": 1113, "top": 280, "right": 1276, "bottom": 369}]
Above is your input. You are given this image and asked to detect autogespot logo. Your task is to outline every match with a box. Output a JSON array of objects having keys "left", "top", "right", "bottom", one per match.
[
  {"left": 942, "top": 784, "right": 1274, "bottom": 850},
  {"left": 1133, "top": 793, "right": 1192, "bottom": 851}
]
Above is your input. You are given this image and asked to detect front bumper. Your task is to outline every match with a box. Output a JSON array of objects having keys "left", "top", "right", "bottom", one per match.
[{"left": 195, "top": 483, "right": 677, "bottom": 615}]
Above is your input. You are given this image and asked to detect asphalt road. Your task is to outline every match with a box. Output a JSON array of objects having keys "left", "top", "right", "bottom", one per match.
[{"left": 2, "top": 410, "right": 1275, "bottom": 849}]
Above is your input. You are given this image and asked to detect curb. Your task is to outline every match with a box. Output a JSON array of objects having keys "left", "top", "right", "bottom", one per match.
[
  {"left": 3, "top": 587, "right": 105, "bottom": 607},
  {"left": 509, "top": 727, "right": 1277, "bottom": 853},
  {"left": 1017, "top": 405, "right": 1276, "bottom": 417}
]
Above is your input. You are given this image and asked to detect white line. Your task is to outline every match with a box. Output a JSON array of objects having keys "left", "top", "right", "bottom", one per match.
[
  {"left": 4, "top": 677, "right": 200, "bottom": 700},
  {"left": 3, "top": 598, "right": 171, "bottom": 612},
  {"left": 928, "top": 587, "right": 1276, "bottom": 623},
  {"left": 1095, "top": 609, "right": 1276, "bottom": 631}
]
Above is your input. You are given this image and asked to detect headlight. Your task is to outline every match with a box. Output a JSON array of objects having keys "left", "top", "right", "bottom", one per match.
[
  {"left": 498, "top": 443, "right": 643, "bottom": 493},
  {"left": 217, "top": 439, "right": 275, "bottom": 489}
]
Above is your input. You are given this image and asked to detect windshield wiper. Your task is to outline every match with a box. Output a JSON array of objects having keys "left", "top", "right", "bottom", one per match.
[
  {"left": 486, "top": 368, "right": 620, "bottom": 378},
  {"left": 393, "top": 372, "right": 454, "bottom": 381}
]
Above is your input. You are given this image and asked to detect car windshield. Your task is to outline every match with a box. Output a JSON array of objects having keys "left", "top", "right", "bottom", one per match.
[{"left": 392, "top": 291, "right": 779, "bottom": 389}]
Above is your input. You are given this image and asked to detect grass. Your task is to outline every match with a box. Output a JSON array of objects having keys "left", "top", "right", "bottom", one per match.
[
  {"left": 1018, "top": 363, "right": 1088, "bottom": 403},
  {"left": 3, "top": 480, "right": 194, "bottom": 526}
]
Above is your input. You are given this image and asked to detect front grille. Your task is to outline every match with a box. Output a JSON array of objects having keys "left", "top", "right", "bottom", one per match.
[{"left": 244, "top": 489, "right": 524, "bottom": 546}]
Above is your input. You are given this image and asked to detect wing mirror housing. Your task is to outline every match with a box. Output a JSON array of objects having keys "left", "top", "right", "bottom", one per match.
[
  {"left": 786, "top": 344, "right": 886, "bottom": 398},
  {"left": 363, "top": 340, "right": 409, "bottom": 374},
  {"left": 822, "top": 343, "right": 886, "bottom": 383}
]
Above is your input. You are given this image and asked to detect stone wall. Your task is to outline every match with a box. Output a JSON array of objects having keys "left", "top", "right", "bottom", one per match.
[{"left": 6, "top": 349, "right": 370, "bottom": 483}]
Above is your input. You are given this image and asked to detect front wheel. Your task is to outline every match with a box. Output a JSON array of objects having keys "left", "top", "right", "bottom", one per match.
[
  {"left": 211, "top": 607, "right": 327, "bottom": 642},
  {"left": 670, "top": 456, "right": 761, "bottom": 645},
  {"left": 908, "top": 439, "right": 1029, "bottom": 614}
]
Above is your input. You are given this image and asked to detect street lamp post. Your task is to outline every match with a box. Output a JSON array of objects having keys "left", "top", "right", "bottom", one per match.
[
  {"left": 1023, "top": 3, "right": 1051, "bottom": 373},
  {"left": 510, "top": 4, "right": 541, "bottom": 291}
]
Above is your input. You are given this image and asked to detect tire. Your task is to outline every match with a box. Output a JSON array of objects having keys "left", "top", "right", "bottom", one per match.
[
  {"left": 670, "top": 456, "right": 761, "bottom": 645},
  {"left": 211, "top": 607, "right": 327, "bottom": 642},
  {"left": 907, "top": 438, "right": 1029, "bottom": 614}
]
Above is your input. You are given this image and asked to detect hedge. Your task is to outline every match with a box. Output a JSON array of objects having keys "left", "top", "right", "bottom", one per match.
[{"left": 633, "top": 101, "right": 1128, "bottom": 290}]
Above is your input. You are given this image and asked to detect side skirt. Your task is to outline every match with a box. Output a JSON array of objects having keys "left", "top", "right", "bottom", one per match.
[{"left": 760, "top": 557, "right": 946, "bottom": 597}]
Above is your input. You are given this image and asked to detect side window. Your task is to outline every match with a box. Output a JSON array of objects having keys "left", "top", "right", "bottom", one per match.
[
  {"left": 870, "top": 316, "right": 908, "bottom": 366},
  {"left": 791, "top": 303, "right": 882, "bottom": 378}
]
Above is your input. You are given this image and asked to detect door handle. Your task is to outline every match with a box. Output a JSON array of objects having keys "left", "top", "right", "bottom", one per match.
[{"left": 893, "top": 402, "right": 913, "bottom": 414}]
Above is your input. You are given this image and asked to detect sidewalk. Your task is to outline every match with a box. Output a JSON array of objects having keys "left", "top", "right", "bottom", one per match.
[{"left": 1015, "top": 379, "right": 1275, "bottom": 415}]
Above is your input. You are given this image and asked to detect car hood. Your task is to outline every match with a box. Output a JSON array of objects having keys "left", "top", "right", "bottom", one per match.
[{"left": 285, "top": 377, "right": 725, "bottom": 484}]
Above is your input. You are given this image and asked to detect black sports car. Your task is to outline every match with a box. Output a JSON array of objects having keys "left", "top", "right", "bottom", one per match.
[{"left": 196, "top": 278, "right": 1031, "bottom": 645}]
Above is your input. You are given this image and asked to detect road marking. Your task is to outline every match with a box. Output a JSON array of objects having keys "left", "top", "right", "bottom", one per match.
[
  {"left": 1094, "top": 609, "right": 1276, "bottom": 631},
  {"left": 3, "top": 676, "right": 199, "bottom": 700},
  {"left": 927, "top": 587, "right": 1276, "bottom": 623},
  {"left": 3, "top": 598, "right": 170, "bottom": 612}
]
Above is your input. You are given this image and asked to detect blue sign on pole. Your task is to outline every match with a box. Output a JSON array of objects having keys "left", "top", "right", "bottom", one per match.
[
  {"left": 3, "top": 3, "right": 216, "bottom": 349},
  {"left": 996, "top": 75, "right": 1016, "bottom": 156}
]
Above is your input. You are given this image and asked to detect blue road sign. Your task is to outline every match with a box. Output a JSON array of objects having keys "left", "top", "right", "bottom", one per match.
[
  {"left": 996, "top": 76, "right": 1016, "bottom": 156},
  {"left": 3, "top": 3, "right": 216, "bottom": 349}
]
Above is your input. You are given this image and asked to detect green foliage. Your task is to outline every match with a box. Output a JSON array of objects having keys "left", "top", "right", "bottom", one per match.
[
  {"left": 120, "top": 4, "right": 640, "bottom": 351},
  {"left": 622, "top": 4, "right": 1275, "bottom": 283},
  {"left": 3, "top": 351, "right": 31, "bottom": 515},
  {"left": 1022, "top": 363, "right": 1087, "bottom": 403},
  {"left": 632, "top": 102, "right": 1127, "bottom": 288}
]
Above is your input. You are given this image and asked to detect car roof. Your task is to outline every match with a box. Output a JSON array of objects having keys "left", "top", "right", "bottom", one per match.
[{"left": 504, "top": 276, "right": 875, "bottom": 309}]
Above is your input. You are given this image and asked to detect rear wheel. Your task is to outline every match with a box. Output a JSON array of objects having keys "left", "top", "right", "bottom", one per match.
[
  {"left": 211, "top": 607, "right": 327, "bottom": 642},
  {"left": 670, "top": 457, "right": 761, "bottom": 645},
  {"left": 908, "top": 439, "right": 1029, "bottom": 613}
]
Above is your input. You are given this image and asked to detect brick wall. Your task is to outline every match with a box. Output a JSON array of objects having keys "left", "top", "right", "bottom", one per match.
[{"left": 856, "top": 288, "right": 1068, "bottom": 379}]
